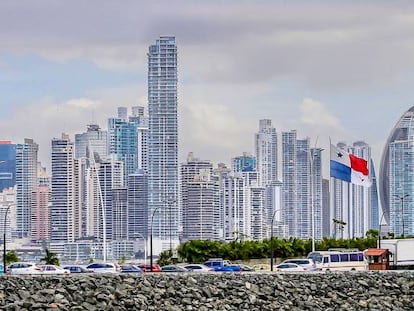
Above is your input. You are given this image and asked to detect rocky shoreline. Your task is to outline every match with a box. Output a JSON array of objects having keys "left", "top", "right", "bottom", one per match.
[{"left": 1, "top": 271, "right": 414, "bottom": 310}]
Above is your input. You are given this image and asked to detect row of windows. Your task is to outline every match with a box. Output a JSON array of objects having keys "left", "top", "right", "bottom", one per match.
[{"left": 323, "top": 252, "right": 365, "bottom": 263}]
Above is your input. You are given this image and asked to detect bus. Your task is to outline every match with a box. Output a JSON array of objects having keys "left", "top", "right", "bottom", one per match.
[{"left": 307, "top": 249, "right": 368, "bottom": 271}]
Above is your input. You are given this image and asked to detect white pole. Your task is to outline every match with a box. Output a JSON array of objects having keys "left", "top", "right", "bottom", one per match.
[
  {"left": 90, "top": 151, "right": 106, "bottom": 262},
  {"left": 310, "top": 149, "right": 315, "bottom": 253}
]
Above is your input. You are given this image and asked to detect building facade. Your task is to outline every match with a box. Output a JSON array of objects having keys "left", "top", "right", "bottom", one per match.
[
  {"left": 147, "top": 36, "right": 179, "bottom": 253},
  {"left": 16, "top": 138, "right": 38, "bottom": 239},
  {"left": 50, "top": 134, "right": 75, "bottom": 243},
  {"left": 0, "top": 141, "right": 16, "bottom": 192}
]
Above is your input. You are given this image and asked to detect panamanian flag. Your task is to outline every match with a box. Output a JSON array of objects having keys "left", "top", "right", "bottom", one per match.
[{"left": 330, "top": 144, "right": 371, "bottom": 187}]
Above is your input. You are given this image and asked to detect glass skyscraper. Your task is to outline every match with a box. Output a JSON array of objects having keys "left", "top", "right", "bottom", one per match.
[
  {"left": 380, "top": 106, "right": 414, "bottom": 236},
  {"left": 0, "top": 141, "right": 16, "bottom": 192},
  {"left": 74, "top": 124, "right": 108, "bottom": 160},
  {"left": 16, "top": 138, "right": 38, "bottom": 238},
  {"left": 108, "top": 109, "right": 138, "bottom": 184},
  {"left": 147, "top": 36, "right": 179, "bottom": 252}
]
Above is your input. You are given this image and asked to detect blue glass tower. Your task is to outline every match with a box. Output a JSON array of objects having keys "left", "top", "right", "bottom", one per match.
[
  {"left": 0, "top": 141, "right": 16, "bottom": 192},
  {"left": 108, "top": 110, "right": 138, "bottom": 184},
  {"left": 380, "top": 106, "right": 414, "bottom": 236}
]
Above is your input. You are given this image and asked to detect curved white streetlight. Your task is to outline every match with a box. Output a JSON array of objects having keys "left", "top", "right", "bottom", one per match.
[{"left": 3, "top": 203, "right": 16, "bottom": 275}]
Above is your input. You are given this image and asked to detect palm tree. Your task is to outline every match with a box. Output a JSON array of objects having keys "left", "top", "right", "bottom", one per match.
[{"left": 41, "top": 248, "right": 60, "bottom": 266}]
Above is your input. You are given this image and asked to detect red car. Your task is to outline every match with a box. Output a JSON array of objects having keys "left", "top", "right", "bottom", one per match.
[{"left": 136, "top": 263, "right": 162, "bottom": 272}]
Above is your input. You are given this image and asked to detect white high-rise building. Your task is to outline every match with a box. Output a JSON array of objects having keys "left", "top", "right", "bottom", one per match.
[
  {"left": 15, "top": 138, "right": 38, "bottom": 239},
  {"left": 254, "top": 119, "right": 282, "bottom": 240},
  {"left": 97, "top": 157, "right": 124, "bottom": 241},
  {"left": 255, "top": 119, "right": 278, "bottom": 187},
  {"left": 331, "top": 141, "right": 372, "bottom": 238},
  {"left": 183, "top": 169, "right": 219, "bottom": 241},
  {"left": 147, "top": 36, "right": 179, "bottom": 253},
  {"left": 281, "top": 131, "right": 322, "bottom": 240},
  {"left": 50, "top": 134, "right": 76, "bottom": 243}
]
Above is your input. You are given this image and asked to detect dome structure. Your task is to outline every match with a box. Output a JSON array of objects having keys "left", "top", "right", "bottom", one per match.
[{"left": 380, "top": 106, "right": 414, "bottom": 235}]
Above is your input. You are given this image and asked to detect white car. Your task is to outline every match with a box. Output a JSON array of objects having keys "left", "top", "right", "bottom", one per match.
[
  {"left": 275, "top": 263, "right": 306, "bottom": 272},
  {"left": 182, "top": 264, "right": 214, "bottom": 273},
  {"left": 281, "top": 258, "right": 317, "bottom": 271},
  {"left": 86, "top": 262, "right": 120, "bottom": 273},
  {"left": 39, "top": 264, "right": 70, "bottom": 275},
  {"left": 7, "top": 262, "right": 43, "bottom": 274}
]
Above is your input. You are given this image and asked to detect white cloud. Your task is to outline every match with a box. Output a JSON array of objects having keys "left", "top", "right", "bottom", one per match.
[{"left": 299, "top": 98, "right": 343, "bottom": 129}]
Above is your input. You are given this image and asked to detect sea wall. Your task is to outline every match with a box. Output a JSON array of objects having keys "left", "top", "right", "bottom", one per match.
[{"left": 1, "top": 271, "right": 414, "bottom": 310}]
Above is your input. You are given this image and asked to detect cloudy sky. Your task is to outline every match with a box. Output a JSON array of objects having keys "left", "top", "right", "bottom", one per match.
[{"left": 1, "top": 0, "right": 414, "bottom": 177}]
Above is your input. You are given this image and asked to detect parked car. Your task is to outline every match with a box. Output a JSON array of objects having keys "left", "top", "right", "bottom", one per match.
[
  {"left": 280, "top": 258, "right": 317, "bottom": 271},
  {"left": 182, "top": 264, "right": 214, "bottom": 273},
  {"left": 275, "top": 263, "right": 306, "bottom": 272},
  {"left": 239, "top": 264, "right": 255, "bottom": 272},
  {"left": 203, "top": 258, "right": 241, "bottom": 272},
  {"left": 86, "top": 262, "right": 120, "bottom": 273},
  {"left": 120, "top": 264, "right": 143, "bottom": 273},
  {"left": 39, "top": 264, "right": 70, "bottom": 275},
  {"left": 252, "top": 264, "right": 271, "bottom": 272},
  {"left": 161, "top": 265, "right": 188, "bottom": 273},
  {"left": 136, "top": 263, "right": 162, "bottom": 272},
  {"left": 62, "top": 265, "right": 93, "bottom": 273},
  {"left": 7, "top": 262, "right": 42, "bottom": 275}
]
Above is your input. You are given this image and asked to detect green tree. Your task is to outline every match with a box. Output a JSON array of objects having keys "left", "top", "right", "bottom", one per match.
[
  {"left": 5, "top": 250, "right": 19, "bottom": 265},
  {"left": 157, "top": 249, "right": 173, "bottom": 266},
  {"left": 366, "top": 229, "right": 379, "bottom": 239},
  {"left": 41, "top": 248, "right": 60, "bottom": 266}
]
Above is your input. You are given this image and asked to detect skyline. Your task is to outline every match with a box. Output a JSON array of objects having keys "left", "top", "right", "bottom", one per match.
[{"left": 1, "top": 1, "right": 414, "bottom": 175}]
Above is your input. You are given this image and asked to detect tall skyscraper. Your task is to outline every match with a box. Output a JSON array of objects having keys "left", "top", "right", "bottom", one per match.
[
  {"left": 147, "top": 36, "right": 178, "bottom": 252},
  {"left": 331, "top": 141, "right": 374, "bottom": 238},
  {"left": 50, "top": 134, "right": 75, "bottom": 243},
  {"left": 0, "top": 141, "right": 16, "bottom": 192},
  {"left": 281, "top": 131, "right": 322, "bottom": 240},
  {"left": 281, "top": 130, "right": 298, "bottom": 237},
  {"left": 255, "top": 119, "right": 278, "bottom": 187},
  {"left": 15, "top": 138, "right": 38, "bottom": 238},
  {"left": 380, "top": 106, "right": 414, "bottom": 236}
]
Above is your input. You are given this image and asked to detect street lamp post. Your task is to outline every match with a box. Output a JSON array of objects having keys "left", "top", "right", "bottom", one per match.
[
  {"left": 270, "top": 209, "right": 281, "bottom": 272},
  {"left": 3, "top": 203, "right": 15, "bottom": 274},
  {"left": 378, "top": 212, "right": 386, "bottom": 248},
  {"left": 162, "top": 198, "right": 176, "bottom": 252},
  {"left": 149, "top": 205, "right": 161, "bottom": 272},
  {"left": 394, "top": 194, "right": 409, "bottom": 238}
]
